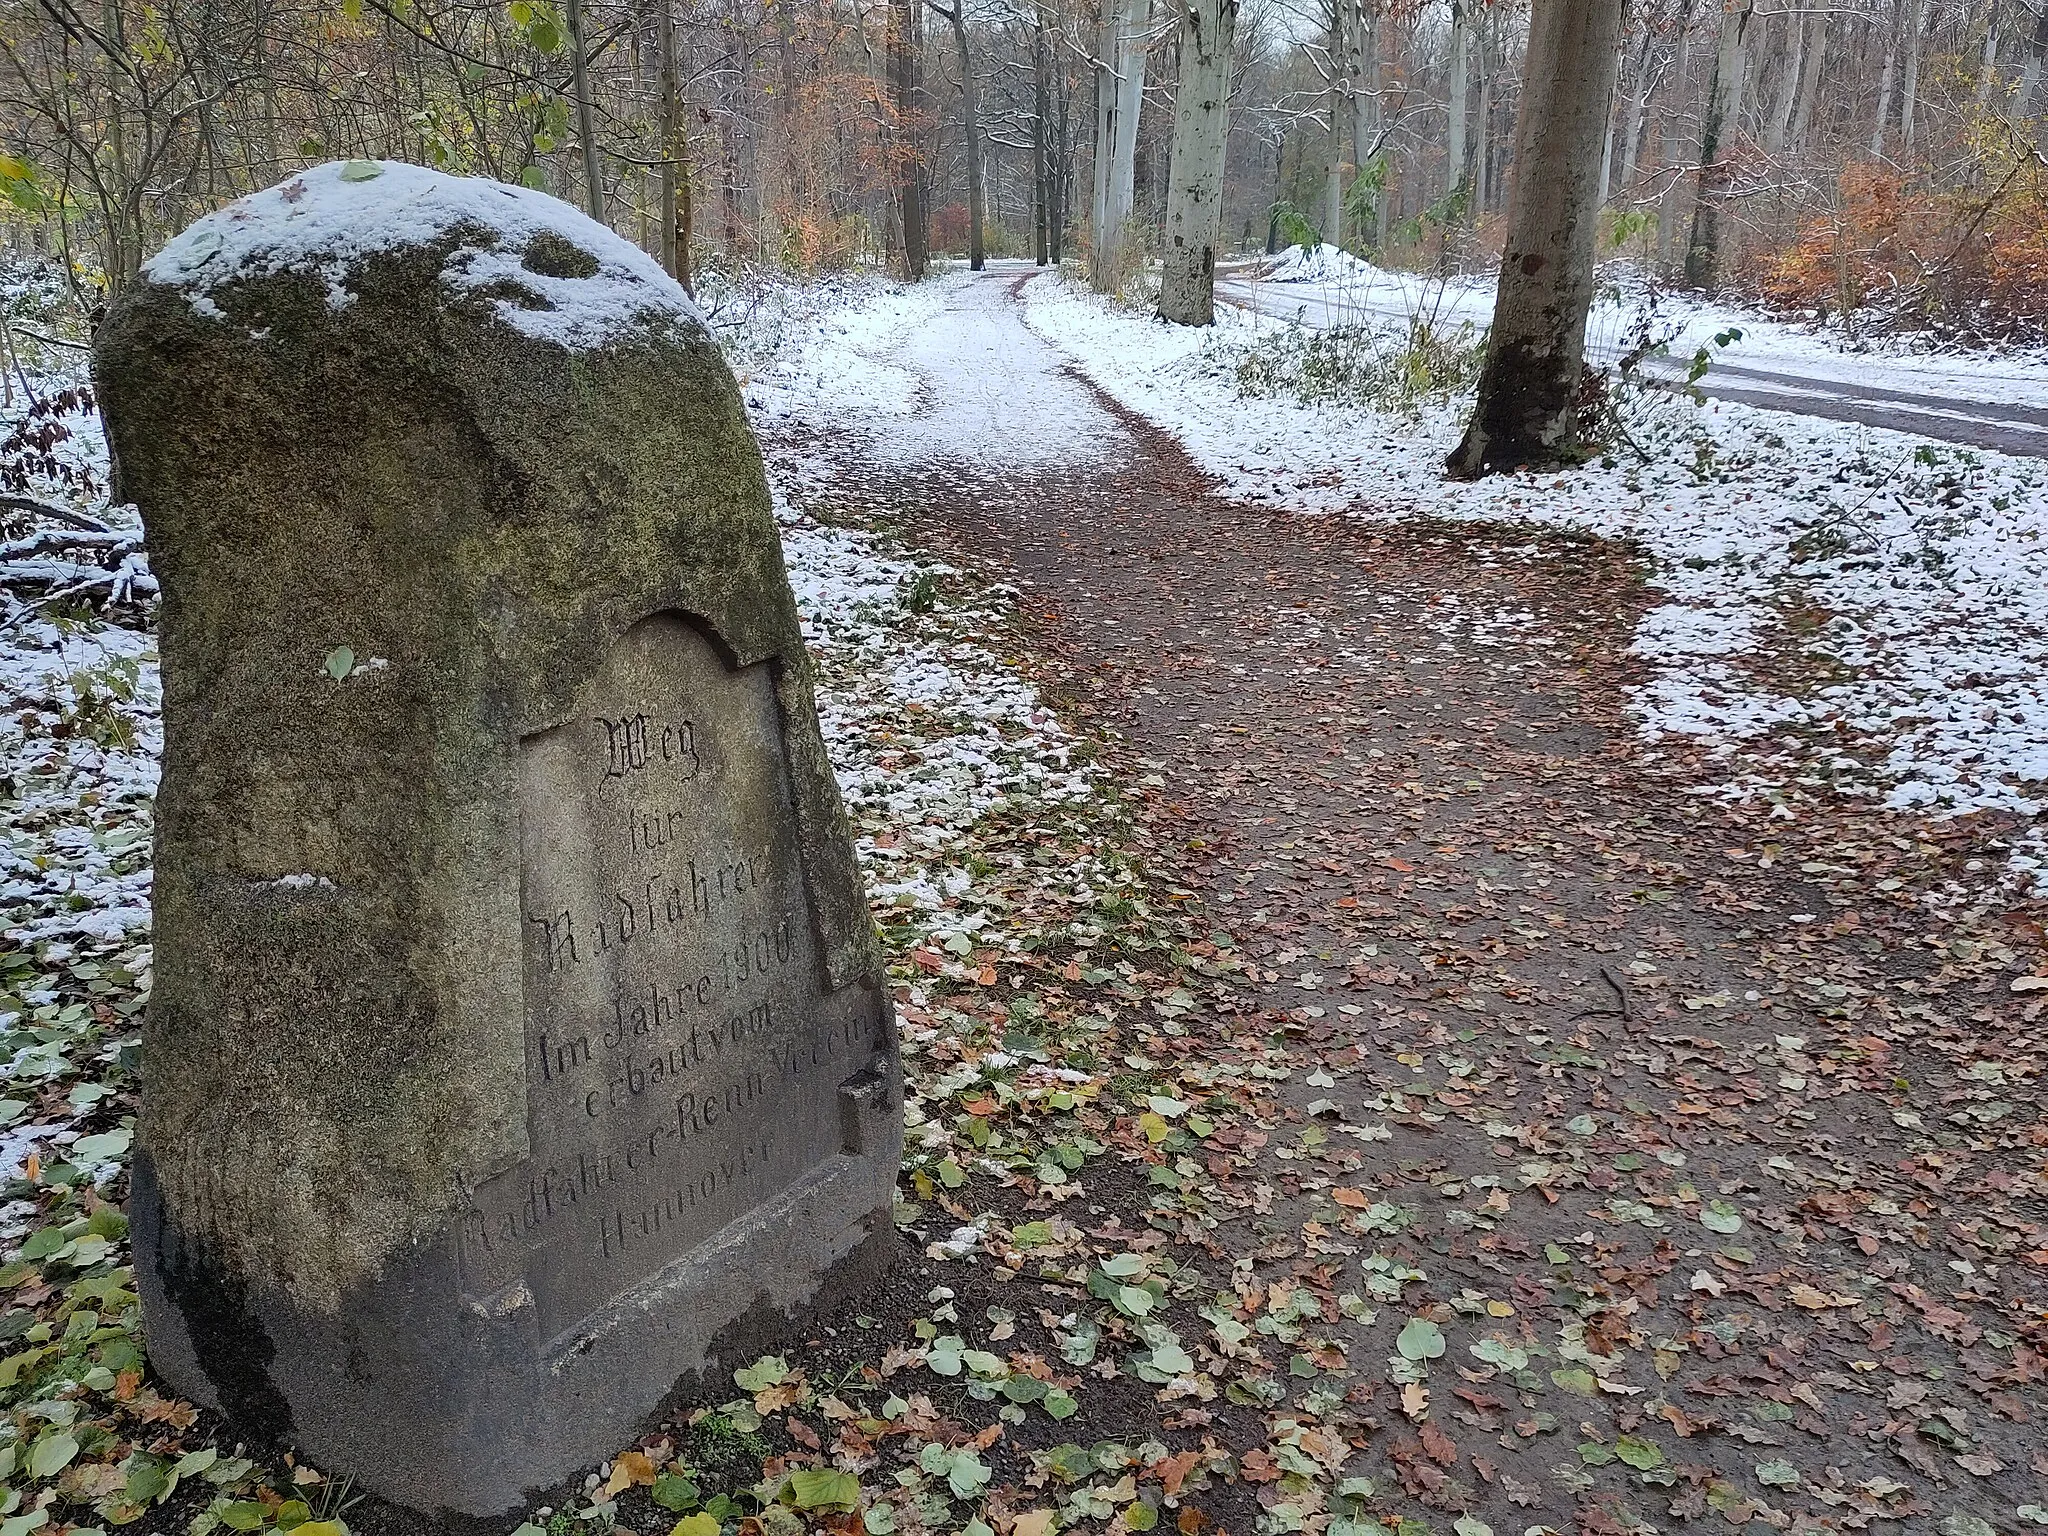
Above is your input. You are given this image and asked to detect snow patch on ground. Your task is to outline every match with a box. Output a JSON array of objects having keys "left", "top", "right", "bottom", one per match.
[
  {"left": 1021, "top": 271, "right": 2048, "bottom": 892},
  {"left": 752, "top": 265, "right": 1120, "bottom": 470}
]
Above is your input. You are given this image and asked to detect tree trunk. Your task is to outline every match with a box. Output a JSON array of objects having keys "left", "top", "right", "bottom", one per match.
[
  {"left": 1034, "top": 1, "right": 1053, "bottom": 264},
  {"left": 890, "top": 0, "right": 929, "bottom": 277},
  {"left": 1615, "top": 14, "right": 1656, "bottom": 202},
  {"left": 1447, "top": 0, "right": 1629, "bottom": 477},
  {"left": 1870, "top": 1, "right": 1898, "bottom": 158},
  {"left": 1347, "top": 0, "right": 1381, "bottom": 236},
  {"left": 565, "top": 0, "right": 606, "bottom": 223},
  {"left": 1474, "top": 19, "right": 1494, "bottom": 212},
  {"left": 1158, "top": 0, "right": 1237, "bottom": 322},
  {"left": 938, "top": 1, "right": 985, "bottom": 269},
  {"left": 1655, "top": 13, "right": 1693, "bottom": 273},
  {"left": 656, "top": 0, "right": 693, "bottom": 291},
  {"left": 1684, "top": 0, "right": 1753, "bottom": 289},
  {"left": 1091, "top": 0, "right": 1150, "bottom": 290},
  {"left": 1975, "top": 15, "right": 2001, "bottom": 108},
  {"left": 1789, "top": 9, "right": 1827, "bottom": 149},
  {"left": 1763, "top": 7, "right": 1804, "bottom": 156},
  {"left": 1446, "top": 0, "right": 1470, "bottom": 199},
  {"left": 1898, "top": 0, "right": 1924, "bottom": 151}
]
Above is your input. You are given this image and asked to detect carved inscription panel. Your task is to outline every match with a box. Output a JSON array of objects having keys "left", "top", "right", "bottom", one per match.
[{"left": 461, "top": 615, "right": 877, "bottom": 1337}]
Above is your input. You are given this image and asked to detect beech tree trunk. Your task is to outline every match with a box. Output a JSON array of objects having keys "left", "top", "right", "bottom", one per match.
[
  {"left": 1898, "top": 0, "right": 1924, "bottom": 150},
  {"left": 890, "top": 0, "right": 928, "bottom": 277},
  {"left": 1447, "top": 0, "right": 1629, "bottom": 478},
  {"left": 1446, "top": 0, "right": 1470, "bottom": 199},
  {"left": 934, "top": 0, "right": 985, "bottom": 269},
  {"left": 656, "top": 0, "right": 692, "bottom": 291},
  {"left": 565, "top": 0, "right": 606, "bottom": 221},
  {"left": 1034, "top": 1, "right": 1052, "bottom": 264},
  {"left": 1871, "top": 1, "right": 1898, "bottom": 156},
  {"left": 1090, "top": 0, "right": 1149, "bottom": 289},
  {"left": 1764, "top": 7, "right": 1805, "bottom": 156},
  {"left": 1684, "top": 0, "right": 1753, "bottom": 288},
  {"left": 1346, "top": 0, "right": 1381, "bottom": 234},
  {"left": 1158, "top": 0, "right": 1237, "bottom": 323},
  {"left": 1789, "top": 9, "right": 1827, "bottom": 148}
]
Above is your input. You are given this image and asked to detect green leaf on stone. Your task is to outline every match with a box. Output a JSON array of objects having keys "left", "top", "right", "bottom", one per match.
[
  {"left": 1578, "top": 1443, "right": 1615, "bottom": 1466},
  {"left": 323, "top": 646, "right": 355, "bottom": 681},
  {"left": 1941, "top": 1520, "right": 1996, "bottom": 1536},
  {"left": 1126, "top": 1504, "right": 1159, "bottom": 1532},
  {"left": 863, "top": 1505, "right": 896, "bottom": 1536},
  {"left": 1550, "top": 1368, "right": 1598, "bottom": 1395},
  {"left": 1453, "top": 1518, "right": 1491, "bottom": 1536},
  {"left": 669, "top": 1516, "right": 720, "bottom": 1536},
  {"left": 1115, "top": 1285, "right": 1155, "bottom": 1317},
  {"left": 1396, "top": 1318, "right": 1445, "bottom": 1361},
  {"left": 219, "top": 1503, "right": 270, "bottom": 1531},
  {"left": 1042, "top": 1388, "right": 1078, "bottom": 1420},
  {"left": 1099, "top": 1253, "right": 1147, "bottom": 1279},
  {"left": 1754, "top": 1459, "right": 1800, "bottom": 1489},
  {"left": 338, "top": 160, "right": 384, "bottom": 182}
]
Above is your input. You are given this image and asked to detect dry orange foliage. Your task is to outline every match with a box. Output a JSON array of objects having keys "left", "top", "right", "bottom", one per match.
[{"left": 1761, "top": 159, "right": 2048, "bottom": 334}]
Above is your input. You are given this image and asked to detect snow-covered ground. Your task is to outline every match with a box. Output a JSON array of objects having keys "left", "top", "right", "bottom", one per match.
[
  {"left": 1017, "top": 267, "right": 2048, "bottom": 893},
  {"left": 1231, "top": 246, "right": 2048, "bottom": 426}
]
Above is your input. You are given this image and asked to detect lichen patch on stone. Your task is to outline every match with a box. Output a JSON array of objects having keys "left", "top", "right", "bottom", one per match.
[{"left": 142, "top": 159, "right": 706, "bottom": 350}]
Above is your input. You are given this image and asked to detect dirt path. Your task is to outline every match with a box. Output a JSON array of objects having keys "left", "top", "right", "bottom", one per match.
[{"left": 793, "top": 271, "right": 2048, "bottom": 1536}]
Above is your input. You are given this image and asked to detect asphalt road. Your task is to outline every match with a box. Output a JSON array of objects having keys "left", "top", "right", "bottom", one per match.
[{"left": 1217, "top": 276, "right": 2048, "bottom": 459}]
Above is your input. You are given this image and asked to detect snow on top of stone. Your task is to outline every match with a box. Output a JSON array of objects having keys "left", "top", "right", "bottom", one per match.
[{"left": 142, "top": 159, "right": 706, "bottom": 350}]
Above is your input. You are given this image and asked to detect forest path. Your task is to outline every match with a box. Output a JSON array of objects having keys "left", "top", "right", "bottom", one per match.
[{"left": 812, "top": 268, "right": 2048, "bottom": 1535}]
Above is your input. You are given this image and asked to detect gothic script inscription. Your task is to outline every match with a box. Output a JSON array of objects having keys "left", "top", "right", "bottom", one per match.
[{"left": 461, "top": 615, "right": 873, "bottom": 1336}]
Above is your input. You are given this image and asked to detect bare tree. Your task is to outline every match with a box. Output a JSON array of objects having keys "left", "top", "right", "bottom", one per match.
[
  {"left": 1158, "top": 0, "right": 1237, "bottom": 321},
  {"left": 1447, "top": 0, "right": 1629, "bottom": 477}
]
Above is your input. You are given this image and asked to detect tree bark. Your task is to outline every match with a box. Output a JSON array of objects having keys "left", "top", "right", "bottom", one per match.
[
  {"left": 1447, "top": 0, "right": 1629, "bottom": 478},
  {"left": 1683, "top": 0, "right": 1753, "bottom": 289},
  {"left": 1446, "top": 0, "right": 1470, "bottom": 199},
  {"left": 1034, "top": 0, "right": 1052, "bottom": 264},
  {"left": 656, "top": 0, "right": 692, "bottom": 291},
  {"left": 1870, "top": 0, "right": 1898, "bottom": 157},
  {"left": 1898, "top": 0, "right": 1924, "bottom": 152},
  {"left": 1090, "top": 0, "right": 1150, "bottom": 290},
  {"left": 934, "top": 0, "right": 985, "bottom": 269},
  {"left": 890, "top": 0, "right": 929, "bottom": 277},
  {"left": 1654, "top": 12, "right": 1693, "bottom": 273},
  {"left": 1346, "top": 0, "right": 1381, "bottom": 235},
  {"left": 1763, "top": 7, "right": 1803, "bottom": 157},
  {"left": 1158, "top": 0, "right": 1237, "bottom": 323},
  {"left": 1789, "top": 8, "right": 1827, "bottom": 149},
  {"left": 565, "top": 0, "right": 606, "bottom": 223}
]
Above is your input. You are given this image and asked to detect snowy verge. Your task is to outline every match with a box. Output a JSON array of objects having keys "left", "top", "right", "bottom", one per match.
[
  {"left": 1232, "top": 245, "right": 2048, "bottom": 410},
  {"left": 1018, "top": 271, "right": 2048, "bottom": 892}
]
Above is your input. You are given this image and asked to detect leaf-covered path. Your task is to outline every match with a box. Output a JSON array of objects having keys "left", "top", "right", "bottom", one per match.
[{"left": 826, "top": 270, "right": 2048, "bottom": 1536}]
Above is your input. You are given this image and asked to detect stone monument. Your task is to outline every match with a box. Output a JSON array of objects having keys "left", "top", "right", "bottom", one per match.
[{"left": 95, "top": 161, "right": 900, "bottom": 1516}]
